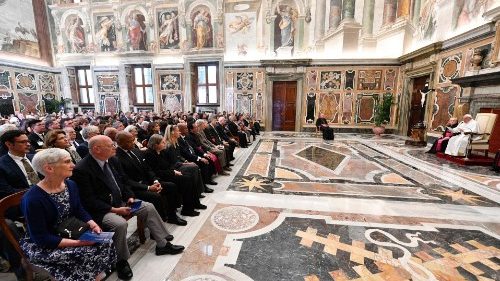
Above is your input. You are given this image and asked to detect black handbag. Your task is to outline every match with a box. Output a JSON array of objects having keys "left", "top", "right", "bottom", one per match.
[{"left": 55, "top": 217, "right": 89, "bottom": 239}]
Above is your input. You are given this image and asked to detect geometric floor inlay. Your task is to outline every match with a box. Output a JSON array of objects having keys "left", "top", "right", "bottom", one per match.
[
  {"left": 295, "top": 146, "right": 346, "bottom": 172},
  {"left": 227, "top": 216, "right": 500, "bottom": 281},
  {"left": 210, "top": 206, "right": 259, "bottom": 232}
]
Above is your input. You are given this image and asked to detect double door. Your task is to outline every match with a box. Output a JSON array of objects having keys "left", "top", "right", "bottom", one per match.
[{"left": 272, "top": 81, "right": 297, "bottom": 131}]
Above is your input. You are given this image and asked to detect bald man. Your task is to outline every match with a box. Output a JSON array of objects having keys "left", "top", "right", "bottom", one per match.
[{"left": 71, "top": 135, "right": 184, "bottom": 280}]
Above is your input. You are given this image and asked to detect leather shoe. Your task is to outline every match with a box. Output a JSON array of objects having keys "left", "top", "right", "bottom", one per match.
[
  {"left": 229, "top": 163, "right": 234, "bottom": 166},
  {"left": 181, "top": 210, "right": 200, "bottom": 216},
  {"left": 224, "top": 167, "right": 232, "bottom": 171},
  {"left": 204, "top": 187, "right": 214, "bottom": 193},
  {"left": 199, "top": 194, "right": 206, "bottom": 198},
  {"left": 116, "top": 260, "right": 133, "bottom": 280},
  {"left": 165, "top": 234, "right": 174, "bottom": 241},
  {"left": 194, "top": 203, "right": 207, "bottom": 210},
  {"left": 219, "top": 171, "right": 230, "bottom": 176},
  {"left": 167, "top": 217, "right": 187, "bottom": 226},
  {"left": 155, "top": 242, "right": 184, "bottom": 255},
  {"left": 206, "top": 180, "right": 217, "bottom": 185}
]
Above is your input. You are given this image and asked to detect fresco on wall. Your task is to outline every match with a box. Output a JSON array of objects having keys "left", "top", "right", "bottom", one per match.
[
  {"left": 320, "top": 71, "right": 342, "bottom": 90},
  {"left": 0, "top": 0, "right": 39, "bottom": 58},
  {"left": 439, "top": 53, "right": 462, "bottom": 83},
  {"left": 158, "top": 9, "right": 179, "bottom": 50},
  {"left": 452, "top": 0, "right": 490, "bottom": 30},
  {"left": 95, "top": 15, "right": 117, "bottom": 52},
  {"left": 357, "top": 70, "right": 382, "bottom": 90},
  {"left": 160, "top": 74, "right": 181, "bottom": 91},
  {"left": 417, "top": 0, "right": 438, "bottom": 40},
  {"left": 191, "top": 6, "right": 213, "bottom": 49},
  {"left": 226, "top": 12, "right": 256, "bottom": 56},
  {"left": 65, "top": 15, "right": 86, "bottom": 53},
  {"left": 126, "top": 10, "right": 147, "bottom": 51},
  {"left": 274, "top": 1, "right": 298, "bottom": 52}
]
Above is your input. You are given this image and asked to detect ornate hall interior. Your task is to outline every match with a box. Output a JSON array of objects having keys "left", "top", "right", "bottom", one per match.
[{"left": 0, "top": 0, "right": 500, "bottom": 281}]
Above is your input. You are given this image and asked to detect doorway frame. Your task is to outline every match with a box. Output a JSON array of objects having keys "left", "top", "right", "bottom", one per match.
[{"left": 265, "top": 74, "right": 303, "bottom": 132}]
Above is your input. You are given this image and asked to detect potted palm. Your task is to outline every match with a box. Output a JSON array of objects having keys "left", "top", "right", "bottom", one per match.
[{"left": 372, "top": 94, "right": 393, "bottom": 137}]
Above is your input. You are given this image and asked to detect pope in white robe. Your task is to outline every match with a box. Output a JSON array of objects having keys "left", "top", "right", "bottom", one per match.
[{"left": 445, "top": 114, "right": 480, "bottom": 156}]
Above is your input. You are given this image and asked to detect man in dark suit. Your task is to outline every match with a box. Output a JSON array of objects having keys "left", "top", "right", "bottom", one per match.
[
  {"left": 228, "top": 115, "right": 248, "bottom": 148},
  {"left": 215, "top": 116, "right": 238, "bottom": 151},
  {"left": 115, "top": 131, "right": 187, "bottom": 225},
  {"left": 177, "top": 123, "right": 216, "bottom": 188},
  {"left": 26, "top": 119, "right": 45, "bottom": 152},
  {"left": 71, "top": 135, "right": 184, "bottom": 280},
  {"left": 204, "top": 117, "right": 235, "bottom": 161},
  {"left": 76, "top": 125, "right": 100, "bottom": 158}
]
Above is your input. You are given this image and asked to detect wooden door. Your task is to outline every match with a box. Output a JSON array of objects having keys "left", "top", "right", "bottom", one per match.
[
  {"left": 479, "top": 108, "right": 500, "bottom": 153},
  {"left": 272, "top": 81, "right": 297, "bottom": 131},
  {"left": 407, "top": 76, "right": 428, "bottom": 136}
]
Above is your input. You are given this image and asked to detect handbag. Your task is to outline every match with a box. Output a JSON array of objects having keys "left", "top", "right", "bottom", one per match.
[{"left": 55, "top": 217, "right": 89, "bottom": 239}]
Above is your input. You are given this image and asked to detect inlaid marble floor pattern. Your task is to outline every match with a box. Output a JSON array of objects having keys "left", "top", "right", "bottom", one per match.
[{"left": 3, "top": 133, "right": 498, "bottom": 281}]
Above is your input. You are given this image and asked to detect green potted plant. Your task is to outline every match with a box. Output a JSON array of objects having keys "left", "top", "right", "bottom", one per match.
[{"left": 372, "top": 93, "right": 393, "bottom": 136}]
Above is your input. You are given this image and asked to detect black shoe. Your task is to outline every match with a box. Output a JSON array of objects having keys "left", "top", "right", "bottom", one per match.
[
  {"left": 206, "top": 180, "right": 217, "bottom": 185},
  {"left": 116, "top": 260, "right": 133, "bottom": 280},
  {"left": 204, "top": 187, "right": 214, "bottom": 193},
  {"left": 181, "top": 210, "right": 200, "bottom": 216},
  {"left": 155, "top": 242, "right": 185, "bottom": 255},
  {"left": 224, "top": 166, "right": 232, "bottom": 171},
  {"left": 167, "top": 217, "right": 187, "bottom": 226},
  {"left": 219, "top": 171, "right": 230, "bottom": 176},
  {"left": 195, "top": 203, "right": 207, "bottom": 210},
  {"left": 229, "top": 163, "right": 234, "bottom": 166},
  {"left": 199, "top": 194, "right": 206, "bottom": 198},
  {"left": 165, "top": 234, "right": 175, "bottom": 241}
]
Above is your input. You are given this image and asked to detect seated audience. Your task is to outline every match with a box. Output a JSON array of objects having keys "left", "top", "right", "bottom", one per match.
[
  {"left": 144, "top": 134, "right": 205, "bottom": 219},
  {"left": 76, "top": 125, "right": 100, "bottom": 158},
  {"left": 44, "top": 129, "right": 81, "bottom": 164},
  {"left": 445, "top": 114, "right": 480, "bottom": 156},
  {"left": 20, "top": 148, "right": 116, "bottom": 280},
  {"left": 71, "top": 135, "right": 184, "bottom": 280},
  {"left": 187, "top": 122, "right": 227, "bottom": 176},
  {"left": 195, "top": 119, "right": 231, "bottom": 171},
  {"left": 427, "top": 117, "right": 458, "bottom": 153},
  {"left": 124, "top": 125, "right": 145, "bottom": 150}
]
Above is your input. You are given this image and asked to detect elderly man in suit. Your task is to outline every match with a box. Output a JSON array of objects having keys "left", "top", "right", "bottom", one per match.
[
  {"left": 195, "top": 119, "right": 232, "bottom": 169},
  {"left": 204, "top": 116, "right": 235, "bottom": 161},
  {"left": 71, "top": 135, "right": 184, "bottom": 280},
  {"left": 114, "top": 131, "right": 187, "bottom": 225},
  {"left": 76, "top": 125, "right": 100, "bottom": 158}
]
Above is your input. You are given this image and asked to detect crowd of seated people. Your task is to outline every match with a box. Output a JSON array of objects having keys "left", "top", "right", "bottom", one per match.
[{"left": 0, "top": 109, "right": 260, "bottom": 280}]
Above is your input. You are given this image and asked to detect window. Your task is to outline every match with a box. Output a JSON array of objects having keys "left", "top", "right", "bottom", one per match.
[
  {"left": 76, "top": 67, "right": 94, "bottom": 104},
  {"left": 196, "top": 63, "right": 218, "bottom": 105},
  {"left": 133, "top": 65, "right": 153, "bottom": 104}
]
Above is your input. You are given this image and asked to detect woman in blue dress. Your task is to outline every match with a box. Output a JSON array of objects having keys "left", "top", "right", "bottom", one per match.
[{"left": 20, "top": 148, "right": 116, "bottom": 280}]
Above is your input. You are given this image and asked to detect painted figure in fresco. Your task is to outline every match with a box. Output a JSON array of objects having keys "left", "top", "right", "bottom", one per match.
[
  {"left": 66, "top": 16, "right": 86, "bottom": 53},
  {"left": 193, "top": 10, "right": 212, "bottom": 49},
  {"left": 159, "top": 11, "right": 179, "bottom": 49},
  {"left": 228, "top": 15, "right": 253, "bottom": 34},
  {"left": 453, "top": 0, "right": 488, "bottom": 29},
  {"left": 96, "top": 16, "right": 116, "bottom": 51},
  {"left": 275, "top": 1, "right": 295, "bottom": 48},
  {"left": 128, "top": 12, "right": 147, "bottom": 51},
  {"left": 418, "top": 0, "right": 438, "bottom": 39}
]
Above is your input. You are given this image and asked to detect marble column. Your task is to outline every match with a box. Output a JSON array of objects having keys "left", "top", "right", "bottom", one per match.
[
  {"left": 382, "top": 0, "right": 397, "bottom": 25},
  {"left": 397, "top": 0, "right": 411, "bottom": 19},
  {"left": 314, "top": 0, "right": 327, "bottom": 41},
  {"left": 342, "top": 0, "right": 355, "bottom": 21},
  {"left": 329, "top": 0, "right": 342, "bottom": 30},
  {"left": 412, "top": 0, "right": 422, "bottom": 25},
  {"left": 362, "top": 0, "right": 375, "bottom": 35}
]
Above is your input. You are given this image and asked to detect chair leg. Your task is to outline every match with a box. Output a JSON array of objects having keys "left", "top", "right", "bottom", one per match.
[{"left": 137, "top": 219, "right": 146, "bottom": 244}]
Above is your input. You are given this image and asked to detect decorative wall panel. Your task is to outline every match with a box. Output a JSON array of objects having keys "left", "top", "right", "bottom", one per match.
[
  {"left": 18, "top": 92, "right": 40, "bottom": 114},
  {"left": 97, "top": 74, "right": 119, "bottom": 93},
  {"left": 0, "top": 70, "right": 12, "bottom": 93},
  {"left": 306, "top": 70, "right": 318, "bottom": 90},
  {"left": 320, "top": 71, "right": 342, "bottom": 90},
  {"left": 236, "top": 93, "right": 253, "bottom": 115},
  {"left": 342, "top": 93, "right": 353, "bottom": 124},
  {"left": 319, "top": 92, "right": 340, "bottom": 123},
  {"left": 345, "top": 70, "right": 355, "bottom": 90},
  {"left": 439, "top": 53, "right": 462, "bottom": 83},
  {"left": 99, "top": 95, "right": 120, "bottom": 113},
  {"left": 160, "top": 74, "right": 181, "bottom": 90},
  {"left": 305, "top": 93, "right": 316, "bottom": 123},
  {"left": 39, "top": 74, "right": 56, "bottom": 94},
  {"left": 431, "top": 86, "right": 458, "bottom": 131},
  {"left": 236, "top": 72, "right": 254, "bottom": 90},
  {"left": 384, "top": 69, "right": 397, "bottom": 90},
  {"left": 356, "top": 94, "right": 378, "bottom": 123},
  {"left": 0, "top": 97, "right": 15, "bottom": 116},
  {"left": 161, "top": 93, "right": 183, "bottom": 113},
  {"left": 255, "top": 92, "right": 263, "bottom": 121},
  {"left": 15, "top": 73, "right": 37, "bottom": 91},
  {"left": 357, "top": 70, "right": 382, "bottom": 90}
]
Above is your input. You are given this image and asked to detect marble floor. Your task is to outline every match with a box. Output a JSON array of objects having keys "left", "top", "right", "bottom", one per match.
[{"left": 2, "top": 132, "right": 499, "bottom": 281}]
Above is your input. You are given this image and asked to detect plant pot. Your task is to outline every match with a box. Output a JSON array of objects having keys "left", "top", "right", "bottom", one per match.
[{"left": 372, "top": 126, "right": 385, "bottom": 137}]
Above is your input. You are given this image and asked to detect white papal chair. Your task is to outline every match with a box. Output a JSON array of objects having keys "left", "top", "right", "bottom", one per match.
[{"left": 466, "top": 113, "right": 497, "bottom": 157}]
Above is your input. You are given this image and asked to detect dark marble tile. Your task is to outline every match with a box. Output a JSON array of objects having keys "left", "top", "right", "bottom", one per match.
[{"left": 296, "top": 146, "right": 346, "bottom": 171}]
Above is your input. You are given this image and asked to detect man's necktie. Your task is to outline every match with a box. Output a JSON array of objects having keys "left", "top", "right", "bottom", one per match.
[
  {"left": 21, "top": 158, "right": 40, "bottom": 185},
  {"left": 127, "top": 150, "right": 142, "bottom": 166},
  {"left": 102, "top": 162, "right": 122, "bottom": 206}
]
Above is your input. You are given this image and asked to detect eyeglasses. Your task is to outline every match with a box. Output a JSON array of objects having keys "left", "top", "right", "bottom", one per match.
[{"left": 14, "top": 140, "right": 30, "bottom": 144}]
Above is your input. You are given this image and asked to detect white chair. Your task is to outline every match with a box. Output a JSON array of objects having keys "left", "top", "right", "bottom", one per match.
[{"left": 466, "top": 113, "right": 497, "bottom": 157}]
